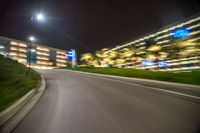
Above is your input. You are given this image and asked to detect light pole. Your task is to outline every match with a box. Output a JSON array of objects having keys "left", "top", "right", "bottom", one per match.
[
  {"left": 27, "top": 13, "right": 45, "bottom": 68},
  {"left": 31, "top": 13, "right": 45, "bottom": 23},
  {"left": 28, "top": 36, "right": 36, "bottom": 68}
]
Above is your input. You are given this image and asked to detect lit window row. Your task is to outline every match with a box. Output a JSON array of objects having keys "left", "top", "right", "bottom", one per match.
[
  {"left": 168, "top": 60, "right": 199, "bottom": 66},
  {"left": 167, "top": 56, "right": 200, "bottom": 63},
  {"left": 156, "top": 40, "right": 170, "bottom": 44},
  {"left": 18, "top": 53, "right": 27, "bottom": 57},
  {"left": 110, "top": 16, "right": 200, "bottom": 51},
  {"left": 155, "top": 33, "right": 173, "bottom": 41},
  {"left": 10, "top": 41, "right": 27, "bottom": 47},
  {"left": 56, "top": 59, "right": 66, "bottom": 63},
  {"left": 188, "top": 37, "right": 200, "bottom": 42},
  {"left": 188, "top": 30, "right": 200, "bottom": 36},
  {"left": 56, "top": 55, "right": 66, "bottom": 59},
  {"left": 10, "top": 52, "right": 27, "bottom": 58},
  {"left": 56, "top": 51, "right": 66, "bottom": 56},
  {"left": 135, "top": 42, "right": 146, "bottom": 46},
  {"left": 187, "top": 23, "right": 200, "bottom": 30},
  {"left": 10, "top": 47, "right": 18, "bottom": 51},
  {"left": 36, "top": 51, "right": 49, "bottom": 56},
  {"left": 36, "top": 47, "right": 50, "bottom": 52},
  {"left": 10, "top": 46, "right": 27, "bottom": 53},
  {"left": 36, "top": 56, "right": 49, "bottom": 61},
  {"left": 10, "top": 41, "right": 18, "bottom": 46}
]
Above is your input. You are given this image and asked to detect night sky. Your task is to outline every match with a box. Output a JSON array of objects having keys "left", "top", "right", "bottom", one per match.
[{"left": 0, "top": 0, "right": 200, "bottom": 54}]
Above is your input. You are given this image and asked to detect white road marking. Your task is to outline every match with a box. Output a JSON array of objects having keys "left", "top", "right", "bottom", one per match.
[
  {"left": 60, "top": 69, "right": 200, "bottom": 100},
  {"left": 93, "top": 76, "right": 200, "bottom": 100}
]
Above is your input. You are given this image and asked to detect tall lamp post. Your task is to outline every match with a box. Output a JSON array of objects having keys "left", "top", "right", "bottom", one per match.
[
  {"left": 27, "top": 13, "right": 45, "bottom": 68},
  {"left": 28, "top": 36, "right": 36, "bottom": 68}
]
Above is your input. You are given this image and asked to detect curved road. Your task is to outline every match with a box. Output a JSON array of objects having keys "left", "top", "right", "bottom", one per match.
[{"left": 13, "top": 69, "right": 200, "bottom": 133}]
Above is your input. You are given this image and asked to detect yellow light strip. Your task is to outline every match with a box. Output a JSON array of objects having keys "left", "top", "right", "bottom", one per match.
[
  {"left": 56, "top": 55, "right": 66, "bottom": 59},
  {"left": 110, "top": 16, "right": 200, "bottom": 51},
  {"left": 10, "top": 41, "right": 28, "bottom": 48},
  {"left": 10, "top": 41, "right": 18, "bottom": 46},
  {"left": 188, "top": 37, "right": 200, "bottom": 42},
  {"left": 57, "top": 51, "right": 66, "bottom": 55},
  {"left": 18, "top": 43, "right": 28, "bottom": 47},
  {"left": 56, "top": 59, "right": 66, "bottom": 63},
  {"left": 36, "top": 47, "right": 50, "bottom": 52},
  {"left": 10, "top": 47, "right": 18, "bottom": 51},
  {"left": 188, "top": 30, "right": 200, "bottom": 36},
  {"left": 18, "top": 53, "right": 27, "bottom": 57},
  {"left": 18, "top": 48, "right": 27, "bottom": 52},
  {"left": 36, "top": 56, "right": 49, "bottom": 60},
  {"left": 155, "top": 33, "right": 172, "bottom": 41},
  {"left": 156, "top": 40, "right": 170, "bottom": 44},
  {"left": 36, "top": 51, "right": 49, "bottom": 56},
  {"left": 187, "top": 23, "right": 200, "bottom": 30}
]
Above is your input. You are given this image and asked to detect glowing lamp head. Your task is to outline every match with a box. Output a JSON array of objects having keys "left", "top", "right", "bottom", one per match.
[
  {"left": 36, "top": 13, "right": 45, "bottom": 21},
  {"left": 29, "top": 36, "right": 36, "bottom": 42}
]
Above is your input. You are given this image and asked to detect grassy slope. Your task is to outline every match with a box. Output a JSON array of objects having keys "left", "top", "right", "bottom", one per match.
[
  {"left": 0, "top": 55, "right": 41, "bottom": 112},
  {"left": 63, "top": 67, "right": 200, "bottom": 86}
]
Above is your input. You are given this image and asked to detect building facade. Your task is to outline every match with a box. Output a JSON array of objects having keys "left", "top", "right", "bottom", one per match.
[
  {"left": 0, "top": 36, "right": 67, "bottom": 68},
  {"left": 91, "top": 14, "right": 200, "bottom": 71}
]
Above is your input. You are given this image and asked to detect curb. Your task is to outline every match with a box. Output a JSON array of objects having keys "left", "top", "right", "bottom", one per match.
[
  {"left": 58, "top": 69, "right": 200, "bottom": 89},
  {"left": 0, "top": 76, "right": 46, "bottom": 133}
]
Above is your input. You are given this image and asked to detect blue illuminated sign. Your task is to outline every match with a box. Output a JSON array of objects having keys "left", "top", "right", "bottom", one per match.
[
  {"left": 142, "top": 60, "right": 168, "bottom": 67},
  {"left": 171, "top": 28, "right": 190, "bottom": 38},
  {"left": 66, "top": 49, "right": 75, "bottom": 61}
]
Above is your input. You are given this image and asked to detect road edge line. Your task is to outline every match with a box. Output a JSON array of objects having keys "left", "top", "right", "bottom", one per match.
[
  {"left": 60, "top": 69, "right": 200, "bottom": 101},
  {"left": 59, "top": 69, "right": 200, "bottom": 89}
]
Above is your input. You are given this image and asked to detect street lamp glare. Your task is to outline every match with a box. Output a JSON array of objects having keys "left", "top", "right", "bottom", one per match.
[
  {"left": 29, "top": 36, "right": 35, "bottom": 42},
  {"left": 36, "top": 13, "right": 44, "bottom": 21}
]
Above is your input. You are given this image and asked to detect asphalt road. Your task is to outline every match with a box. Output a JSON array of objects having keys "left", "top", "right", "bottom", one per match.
[{"left": 13, "top": 69, "right": 200, "bottom": 133}]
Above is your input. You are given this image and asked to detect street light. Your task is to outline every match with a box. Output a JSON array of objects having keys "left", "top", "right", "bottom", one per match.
[
  {"left": 30, "top": 13, "right": 45, "bottom": 23},
  {"left": 29, "top": 36, "right": 36, "bottom": 42},
  {"left": 36, "top": 13, "right": 45, "bottom": 21},
  {"left": 27, "top": 12, "right": 46, "bottom": 68},
  {"left": 28, "top": 36, "right": 36, "bottom": 68}
]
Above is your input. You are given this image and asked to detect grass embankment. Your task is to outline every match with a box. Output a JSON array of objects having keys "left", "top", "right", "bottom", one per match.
[
  {"left": 0, "top": 55, "right": 41, "bottom": 112},
  {"left": 63, "top": 67, "right": 200, "bottom": 86}
]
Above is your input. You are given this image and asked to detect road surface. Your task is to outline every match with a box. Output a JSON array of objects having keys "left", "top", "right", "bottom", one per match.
[{"left": 13, "top": 69, "right": 200, "bottom": 133}]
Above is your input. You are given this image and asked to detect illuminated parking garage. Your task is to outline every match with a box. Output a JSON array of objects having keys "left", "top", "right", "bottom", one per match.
[
  {"left": 0, "top": 36, "right": 68, "bottom": 68},
  {"left": 81, "top": 14, "right": 200, "bottom": 71}
]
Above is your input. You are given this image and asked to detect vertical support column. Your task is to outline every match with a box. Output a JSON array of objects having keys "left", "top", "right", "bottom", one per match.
[{"left": 71, "top": 49, "right": 76, "bottom": 68}]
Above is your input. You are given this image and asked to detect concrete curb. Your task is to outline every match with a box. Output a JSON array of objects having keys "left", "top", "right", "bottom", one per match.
[
  {"left": 0, "top": 89, "right": 36, "bottom": 126},
  {"left": 0, "top": 76, "right": 46, "bottom": 133},
  {"left": 58, "top": 69, "right": 200, "bottom": 89}
]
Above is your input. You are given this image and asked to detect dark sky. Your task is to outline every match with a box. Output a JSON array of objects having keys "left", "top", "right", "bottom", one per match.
[{"left": 0, "top": 0, "right": 200, "bottom": 54}]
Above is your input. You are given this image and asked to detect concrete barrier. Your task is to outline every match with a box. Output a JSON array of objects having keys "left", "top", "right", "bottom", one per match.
[{"left": 0, "top": 76, "right": 46, "bottom": 133}]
